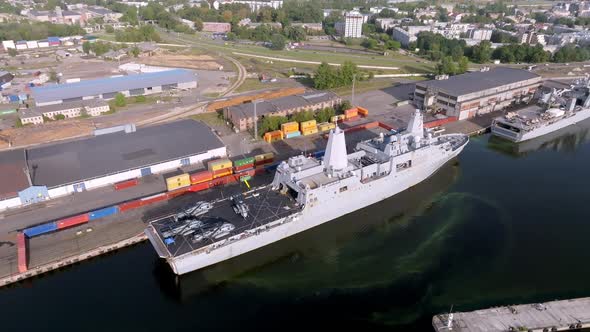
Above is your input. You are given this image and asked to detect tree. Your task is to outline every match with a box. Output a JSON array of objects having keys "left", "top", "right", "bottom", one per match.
[
  {"left": 130, "top": 46, "right": 140, "bottom": 57},
  {"left": 15, "top": 117, "right": 23, "bottom": 128},
  {"left": 115, "top": 93, "right": 127, "bottom": 107},
  {"left": 385, "top": 40, "right": 401, "bottom": 50},
  {"left": 361, "top": 38, "right": 379, "bottom": 50},
  {"left": 49, "top": 70, "right": 58, "bottom": 82},
  {"left": 7, "top": 48, "right": 17, "bottom": 57},
  {"left": 82, "top": 41, "right": 91, "bottom": 55},
  {"left": 285, "top": 26, "right": 306, "bottom": 42},
  {"left": 54, "top": 114, "right": 66, "bottom": 120},
  {"left": 338, "top": 61, "right": 358, "bottom": 87},
  {"left": 457, "top": 56, "right": 469, "bottom": 74},
  {"left": 270, "top": 34, "right": 286, "bottom": 50},
  {"left": 259, "top": 115, "right": 289, "bottom": 135},
  {"left": 437, "top": 56, "right": 457, "bottom": 75},
  {"left": 313, "top": 62, "right": 337, "bottom": 89},
  {"left": 105, "top": 25, "right": 115, "bottom": 33},
  {"left": 338, "top": 100, "right": 352, "bottom": 113},
  {"left": 315, "top": 107, "right": 335, "bottom": 123},
  {"left": 291, "top": 110, "right": 315, "bottom": 123},
  {"left": 226, "top": 32, "right": 237, "bottom": 41},
  {"left": 471, "top": 40, "right": 492, "bottom": 63}
]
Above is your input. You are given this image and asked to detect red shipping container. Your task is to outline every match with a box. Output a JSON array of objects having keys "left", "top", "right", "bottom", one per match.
[
  {"left": 378, "top": 122, "right": 396, "bottom": 131},
  {"left": 114, "top": 178, "right": 139, "bottom": 190},
  {"left": 57, "top": 214, "right": 89, "bottom": 229},
  {"left": 190, "top": 170, "right": 213, "bottom": 184},
  {"left": 140, "top": 193, "right": 168, "bottom": 205},
  {"left": 17, "top": 232, "right": 27, "bottom": 273},
  {"left": 255, "top": 158, "right": 274, "bottom": 166},
  {"left": 188, "top": 182, "right": 209, "bottom": 192},
  {"left": 119, "top": 200, "right": 143, "bottom": 212},
  {"left": 167, "top": 187, "right": 189, "bottom": 199},
  {"left": 234, "top": 164, "right": 254, "bottom": 172}
]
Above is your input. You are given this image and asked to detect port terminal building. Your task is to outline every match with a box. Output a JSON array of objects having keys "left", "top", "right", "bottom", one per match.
[
  {"left": 413, "top": 68, "right": 542, "bottom": 120},
  {"left": 224, "top": 91, "right": 341, "bottom": 132},
  {"left": 29, "top": 69, "right": 197, "bottom": 107},
  {"left": 0, "top": 120, "right": 226, "bottom": 211}
]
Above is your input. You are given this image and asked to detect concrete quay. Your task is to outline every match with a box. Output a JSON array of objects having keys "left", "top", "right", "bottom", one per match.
[{"left": 433, "top": 298, "right": 590, "bottom": 332}]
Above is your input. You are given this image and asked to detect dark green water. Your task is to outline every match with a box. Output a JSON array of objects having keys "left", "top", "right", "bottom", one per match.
[{"left": 3, "top": 122, "right": 590, "bottom": 332}]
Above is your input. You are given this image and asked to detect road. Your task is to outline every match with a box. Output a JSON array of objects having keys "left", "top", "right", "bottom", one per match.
[{"left": 231, "top": 52, "right": 401, "bottom": 70}]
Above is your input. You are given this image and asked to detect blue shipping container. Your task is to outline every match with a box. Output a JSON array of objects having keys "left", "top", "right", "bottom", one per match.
[
  {"left": 313, "top": 150, "right": 325, "bottom": 158},
  {"left": 88, "top": 206, "right": 119, "bottom": 220},
  {"left": 23, "top": 222, "right": 57, "bottom": 238},
  {"left": 285, "top": 131, "right": 301, "bottom": 139}
]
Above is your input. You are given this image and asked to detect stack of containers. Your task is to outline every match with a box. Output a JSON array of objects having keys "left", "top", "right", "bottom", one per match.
[
  {"left": 300, "top": 120, "right": 318, "bottom": 136},
  {"left": 318, "top": 122, "right": 336, "bottom": 132},
  {"left": 190, "top": 170, "right": 213, "bottom": 184},
  {"left": 209, "top": 158, "right": 233, "bottom": 179},
  {"left": 254, "top": 152, "right": 274, "bottom": 166},
  {"left": 281, "top": 121, "right": 300, "bottom": 139},
  {"left": 344, "top": 108, "right": 359, "bottom": 121},
  {"left": 165, "top": 173, "right": 191, "bottom": 191},
  {"left": 263, "top": 130, "right": 283, "bottom": 143},
  {"left": 234, "top": 157, "right": 255, "bottom": 172}
]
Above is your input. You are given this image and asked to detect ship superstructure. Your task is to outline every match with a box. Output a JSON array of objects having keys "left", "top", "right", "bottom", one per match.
[
  {"left": 492, "top": 76, "right": 590, "bottom": 142},
  {"left": 145, "top": 110, "right": 468, "bottom": 275}
]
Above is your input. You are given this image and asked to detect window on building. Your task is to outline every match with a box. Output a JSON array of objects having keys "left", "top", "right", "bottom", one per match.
[
  {"left": 180, "top": 158, "right": 190, "bottom": 166},
  {"left": 396, "top": 160, "right": 412, "bottom": 171},
  {"left": 339, "top": 186, "right": 348, "bottom": 192}
]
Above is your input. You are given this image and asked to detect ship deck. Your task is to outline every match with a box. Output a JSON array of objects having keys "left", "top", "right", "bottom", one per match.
[{"left": 149, "top": 187, "right": 301, "bottom": 258}]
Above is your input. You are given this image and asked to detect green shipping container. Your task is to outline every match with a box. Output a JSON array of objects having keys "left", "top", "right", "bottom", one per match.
[{"left": 234, "top": 157, "right": 255, "bottom": 167}]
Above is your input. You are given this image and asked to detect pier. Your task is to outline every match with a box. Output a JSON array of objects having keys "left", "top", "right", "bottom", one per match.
[{"left": 433, "top": 298, "right": 590, "bottom": 332}]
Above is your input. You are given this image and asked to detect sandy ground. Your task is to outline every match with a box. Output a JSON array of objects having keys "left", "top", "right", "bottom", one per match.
[{"left": 139, "top": 54, "right": 224, "bottom": 70}]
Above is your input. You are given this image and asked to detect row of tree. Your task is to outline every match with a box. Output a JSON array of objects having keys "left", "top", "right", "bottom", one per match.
[
  {"left": 313, "top": 61, "right": 371, "bottom": 90},
  {"left": 114, "top": 25, "right": 161, "bottom": 43},
  {"left": 0, "top": 22, "right": 85, "bottom": 41}
]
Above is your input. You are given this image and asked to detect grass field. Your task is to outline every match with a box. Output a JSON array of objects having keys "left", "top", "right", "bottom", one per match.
[
  {"left": 235, "top": 78, "right": 298, "bottom": 93},
  {"left": 191, "top": 111, "right": 226, "bottom": 127}
]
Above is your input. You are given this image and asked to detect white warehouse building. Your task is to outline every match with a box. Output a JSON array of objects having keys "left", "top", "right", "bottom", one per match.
[
  {"left": 30, "top": 69, "right": 197, "bottom": 106},
  {"left": 0, "top": 120, "right": 226, "bottom": 211}
]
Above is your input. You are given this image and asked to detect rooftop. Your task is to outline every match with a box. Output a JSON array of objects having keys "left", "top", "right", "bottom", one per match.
[
  {"left": 30, "top": 69, "right": 197, "bottom": 104},
  {"left": 229, "top": 91, "right": 340, "bottom": 120},
  {"left": 0, "top": 149, "right": 29, "bottom": 198},
  {"left": 31, "top": 99, "right": 108, "bottom": 114},
  {"left": 416, "top": 67, "right": 541, "bottom": 96},
  {"left": 26, "top": 120, "right": 224, "bottom": 188}
]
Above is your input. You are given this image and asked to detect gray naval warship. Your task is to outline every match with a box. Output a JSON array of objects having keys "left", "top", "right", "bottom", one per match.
[
  {"left": 145, "top": 110, "right": 469, "bottom": 275},
  {"left": 492, "top": 75, "right": 590, "bottom": 142}
]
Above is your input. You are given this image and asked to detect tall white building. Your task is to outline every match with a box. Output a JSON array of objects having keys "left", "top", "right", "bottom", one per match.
[{"left": 341, "top": 10, "right": 363, "bottom": 38}]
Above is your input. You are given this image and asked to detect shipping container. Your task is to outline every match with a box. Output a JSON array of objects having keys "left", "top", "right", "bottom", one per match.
[
  {"left": 118, "top": 199, "right": 143, "bottom": 212},
  {"left": 234, "top": 157, "right": 255, "bottom": 167},
  {"left": 212, "top": 168, "right": 233, "bottom": 179},
  {"left": 140, "top": 193, "right": 168, "bottom": 205},
  {"left": 167, "top": 187, "right": 189, "bottom": 199},
  {"left": 345, "top": 108, "right": 358, "bottom": 118},
  {"left": 240, "top": 175, "right": 252, "bottom": 182},
  {"left": 234, "top": 163, "right": 254, "bottom": 172},
  {"left": 285, "top": 131, "right": 301, "bottom": 139},
  {"left": 88, "top": 206, "right": 119, "bottom": 221},
  {"left": 57, "top": 214, "right": 89, "bottom": 229},
  {"left": 301, "top": 128, "right": 318, "bottom": 136},
  {"left": 318, "top": 122, "right": 336, "bottom": 132},
  {"left": 299, "top": 120, "right": 317, "bottom": 130},
  {"left": 378, "top": 122, "right": 396, "bottom": 131},
  {"left": 208, "top": 158, "right": 233, "bottom": 172},
  {"left": 166, "top": 173, "right": 191, "bottom": 191},
  {"left": 281, "top": 122, "right": 299, "bottom": 133},
  {"left": 357, "top": 107, "right": 369, "bottom": 116},
  {"left": 345, "top": 115, "right": 360, "bottom": 122},
  {"left": 23, "top": 222, "right": 57, "bottom": 238},
  {"left": 114, "top": 178, "right": 139, "bottom": 190},
  {"left": 188, "top": 182, "right": 209, "bottom": 192},
  {"left": 17, "top": 232, "right": 27, "bottom": 273},
  {"left": 190, "top": 170, "right": 213, "bottom": 184},
  {"left": 254, "top": 152, "right": 274, "bottom": 162},
  {"left": 264, "top": 131, "right": 283, "bottom": 143}
]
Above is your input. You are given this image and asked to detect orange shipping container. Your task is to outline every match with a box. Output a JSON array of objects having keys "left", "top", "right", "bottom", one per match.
[
  {"left": 212, "top": 168, "right": 233, "bottom": 179},
  {"left": 190, "top": 170, "right": 213, "bottom": 184},
  {"left": 357, "top": 107, "right": 369, "bottom": 116}
]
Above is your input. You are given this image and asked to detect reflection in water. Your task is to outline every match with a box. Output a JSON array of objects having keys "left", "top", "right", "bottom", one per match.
[
  {"left": 155, "top": 160, "right": 469, "bottom": 302},
  {"left": 488, "top": 118, "right": 590, "bottom": 157}
]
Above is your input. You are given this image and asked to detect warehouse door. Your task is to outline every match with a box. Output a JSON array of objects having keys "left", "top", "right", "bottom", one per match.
[
  {"left": 73, "top": 183, "right": 86, "bottom": 192},
  {"left": 140, "top": 167, "right": 152, "bottom": 177}
]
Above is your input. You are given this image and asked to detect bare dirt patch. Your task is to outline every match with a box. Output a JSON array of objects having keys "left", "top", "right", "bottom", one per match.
[{"left": 139, "top": 54, "right": 223, "bottom": 70}]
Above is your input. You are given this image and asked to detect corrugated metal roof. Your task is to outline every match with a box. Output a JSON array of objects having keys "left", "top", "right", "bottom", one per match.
[
  {"left": 31, "top": 69, "right": 197, "bottom": 104},
  {"left": 416, "top": 68, "right": 540, "bottom": 97},
  {"left": 26, "top": 120, "right": 224, "bottom": 188}
]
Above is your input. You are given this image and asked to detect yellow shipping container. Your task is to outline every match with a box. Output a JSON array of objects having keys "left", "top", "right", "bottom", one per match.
[
  {"left": 208, "top": 158, "right": 233, "bottom": 172},
  {"left": 281, "top": 122, "right": 299, "bottom": 132},
  {"left": 302, "top": 128, "right": 318, "bottom": 136},
  {"left": 166, "top": 173, "right": 191, "bottom": 191},
  {"left": 330, "top": 115, "right": 339, "bottom": 123},
  {"left": 318, "top": 122, "right": 336, "bottom": 131},
  {"left": 255, "top": 152, "right": 274, "bottom": 161},
  {"left": 300, "top": 120, "right": 317, "bottom": 130}
]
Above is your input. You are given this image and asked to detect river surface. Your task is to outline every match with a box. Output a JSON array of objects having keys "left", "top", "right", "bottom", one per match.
[{"left": 3, "top": 122, "right": 590, "bottom": 332}]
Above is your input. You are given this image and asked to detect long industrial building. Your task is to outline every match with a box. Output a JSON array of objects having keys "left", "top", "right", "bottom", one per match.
[
  {"left": 224, "top": 91, "right": 341, "bottom": 132},
  {"left": 413, "top": 67, "right": 542, "bottom": 120},
  {"left": 0, "top": 120, "right": 226, "bottom": 211},
  {"left": 30, "top": 69, "right": 197, "bottom": 106}
]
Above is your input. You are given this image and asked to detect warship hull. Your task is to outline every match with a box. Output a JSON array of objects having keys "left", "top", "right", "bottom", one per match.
[
  {"left": 153, "top": 143, "right": 466, "bottom": 275},
  {"left": 492, "top": 108, "right": 590, "bottom": 143}
]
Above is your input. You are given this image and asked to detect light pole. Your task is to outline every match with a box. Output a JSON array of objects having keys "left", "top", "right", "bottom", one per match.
[
  {"left": 252, "top": 99, "right": 262, "bottom": 140},
  {"left": 351, "top": 73, "right": 356, "bottom": 107}
]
